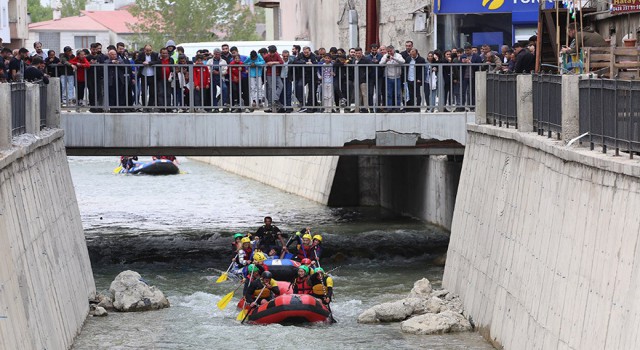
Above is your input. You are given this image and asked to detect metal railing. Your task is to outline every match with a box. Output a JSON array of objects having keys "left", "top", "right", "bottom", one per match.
[
  {"left": 47, "top": 62, "right": 490, "bottom": 113},
  {"left": 579, "top": 78, "right": 640, "bottom": 157},
  {"left": 39, "top": 81, "right": 48, "bottom": 129},
  {"left": 532, "top": 74, "right": 562, "bottom": 138},
  {"left": 11, "top": 82, "right": 26, "bottom": 136},
  {"left": 486, "top": 73, "right": 517, "bottom": 128}
]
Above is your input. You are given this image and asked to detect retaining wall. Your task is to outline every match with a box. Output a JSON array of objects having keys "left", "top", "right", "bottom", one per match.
[
  {"left": 444, "top": 124, "right": 640, "bottom": 349},
  {"left": 192, "top": 156, "right": 339, "bottom": 204},
  {"left": 0, "top": 130, "right": 95, "bottom": 350}
]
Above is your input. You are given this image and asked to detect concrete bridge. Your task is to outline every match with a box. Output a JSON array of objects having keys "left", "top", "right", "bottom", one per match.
[{"left": 60, "top": 111, "right": 472, "bottom": 156}]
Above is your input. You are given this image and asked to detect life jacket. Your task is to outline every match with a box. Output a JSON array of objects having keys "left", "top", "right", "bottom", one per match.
[
  {"left": 296, "top": 244, "right": 313, "bottom": 260},
  {"left": 253, "top": 279, "right": 278, "bottom": 299},
  {"left": 295, "top": 277, "right": 312, "bottom": 294},
  {"left": 310, "top": 275, "right": 333, "bottom": 297}
]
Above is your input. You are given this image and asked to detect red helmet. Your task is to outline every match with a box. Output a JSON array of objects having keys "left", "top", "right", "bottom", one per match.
[{"left": 301, "top": 258, "right": 312, "bottom": 265}]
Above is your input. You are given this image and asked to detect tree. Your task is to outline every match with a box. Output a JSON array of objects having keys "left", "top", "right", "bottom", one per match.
[
  {"left": 28, "top": 0, "right": 53, "bottom": 23},
  {"left": 226, "top": 8, "right": 262, "bottom": 41},
  {"left": 128, "top": 0, "right": 236, "bottom": 49},
  {"left": 61, "top": 0, "right": 87, "bottom": 18}
]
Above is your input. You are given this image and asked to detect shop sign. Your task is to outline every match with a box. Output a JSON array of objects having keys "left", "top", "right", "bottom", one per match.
[
  {"left": 434, "top": 0, "right": 554, "bottom": 14},
  {"left": 611, "top": 0, "right": 640, "bottom": 14}
]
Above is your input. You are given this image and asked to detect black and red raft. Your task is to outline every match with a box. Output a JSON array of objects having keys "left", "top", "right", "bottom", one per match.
[{"left": 243, "top": 293, "right": 331, "bottom": 325}]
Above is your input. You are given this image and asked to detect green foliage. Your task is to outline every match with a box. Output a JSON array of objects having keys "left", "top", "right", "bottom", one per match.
[
  {"left": 61, "top": 0, "right": 87, "bottom": 18},
  {"left": 226, "top": 8, "right": 262, "bottom": 41},
  {"left": 128, "top": 0, "right": 236, "bottom": 49},
  {"left": 27, "top": 0, "right": 53, "bottom": 23}
]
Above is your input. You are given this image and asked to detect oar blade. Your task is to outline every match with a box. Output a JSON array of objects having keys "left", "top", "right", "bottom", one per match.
[
  {"left": 217, "top": 291, "right": 234, "bottom": 310},
  {"left": 236, "top": 308, "right": 248, "bottom": 321},
  {"left": 113, "top": 166, "right": 123, "bottom": 174},
  {"left": 216, "top": 272, "right": 229, "bottom": 283}
]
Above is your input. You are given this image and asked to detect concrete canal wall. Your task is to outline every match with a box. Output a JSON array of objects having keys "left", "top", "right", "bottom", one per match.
[
  {"left": 0, "top": 130, "right": 95, "bottom": 350},
  {"left": 193, "top": 155, "right": 461, "bottom": 230},
  {"left": 444, "top": 124, "right": 640, "bottom": 349}
]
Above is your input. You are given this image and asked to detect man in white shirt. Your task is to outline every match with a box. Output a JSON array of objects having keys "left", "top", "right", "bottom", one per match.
[{"left": 379, "top": 45, "right": 405, "bottom": 111}]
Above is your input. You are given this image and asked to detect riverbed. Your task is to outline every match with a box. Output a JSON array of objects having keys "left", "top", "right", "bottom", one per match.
[{"left": 69, "top": 157, "right": 493, "bottom": 349}]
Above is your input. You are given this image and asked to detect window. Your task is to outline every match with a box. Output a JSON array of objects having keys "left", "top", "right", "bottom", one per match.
[
  {"left": 74, "top": 36, "right": 96, "bottom": 51},
  {"left": 39, "top": 32, "right": 60, "bottom": 52}
]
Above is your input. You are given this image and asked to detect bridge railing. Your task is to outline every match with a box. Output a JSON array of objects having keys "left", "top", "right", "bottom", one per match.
[
  {"left": 579, "top": 78, "right": 640, "bottom": 157},
  {"left": 0, "top": 79, "right": 59, "bottom": 147},
  {"left": 532, "top": 74, "right": 562, "bottom": 138},
  {"left": 486, "top": 73, "right": 517, "bottom": 128},
  {"left": 49, "top": 62, "right": 489, "bottom": 113},
  {"left": 11, "top": 82, "right": 27, "bottom": 136}
]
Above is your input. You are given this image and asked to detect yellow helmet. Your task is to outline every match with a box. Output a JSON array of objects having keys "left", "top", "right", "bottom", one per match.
[
  {"left": 302, "top": 234, "right": 313, "bottom": 240},
  {"left": 312, "top": 234, "right": 323, "bottom": 242},
  {"left": 241, "top": 237, "right": 251, "bottom": 244},
  {"left": 253, "top": 252, "right": 267, "bottom": 262}
]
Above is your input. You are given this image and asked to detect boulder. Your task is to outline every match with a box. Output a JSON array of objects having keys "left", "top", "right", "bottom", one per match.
[
  {"left": 89, "top": 305, "right": 108, "bottom": 317},
  {"left": 94, "top": 292, "right": 115, "bottom": 311},
  {"left": 423, "top": 296, "right": 446, "bottom": 314},
  {"left": 407, "top": 278, "right": 432, "bottom": 299},
  {"left": 400, "top": 310, "right": 472, "bottom": 335},
  {"left": 109, "top": 270, "right": 170, "bottom": 312},
  {"left": 357, "top": 299, "right": 418, "bottom": 323}
]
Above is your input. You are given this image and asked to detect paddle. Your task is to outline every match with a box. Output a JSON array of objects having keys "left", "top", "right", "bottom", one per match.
[
  {"left": 216, "top": 255, "right": 238, "bottom": 283},
  {"left": 237, "top": 285, "right": 266, "bottom": 323},
  {"left": 319, "top": 272, "right": 337, "bottom": 323},
  {"left": 217, "top": 281, "right": 243, "bottom": 310},
  {"left": 314, "top": 248, "right": 322, "bottom": 268},
  {"left": 113, "top": 165, "right": 123, "bottom": 174}
]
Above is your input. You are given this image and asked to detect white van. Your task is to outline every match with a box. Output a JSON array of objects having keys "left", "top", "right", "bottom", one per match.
[{"left": 177, "top": 40, "right": 314, "bottom": 60}]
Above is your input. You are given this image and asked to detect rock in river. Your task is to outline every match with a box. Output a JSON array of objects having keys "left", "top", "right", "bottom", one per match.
[{"left": 109, "top": 270, "right": 170, "bottom": 312}]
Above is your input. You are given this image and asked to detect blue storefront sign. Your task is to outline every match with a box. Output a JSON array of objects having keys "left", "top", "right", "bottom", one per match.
[{"left": 434, "top": 0, "right": 554, "bottom": 23}]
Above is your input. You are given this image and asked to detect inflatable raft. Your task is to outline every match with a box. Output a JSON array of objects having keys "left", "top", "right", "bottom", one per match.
[
  {"left": 263, "top": 259, "right": 301, "bottom": 281},
  {"left": 116, "top": 159, "right": 180, "bottom": 175},
  {"left": 244, "top": 294, "right": 331, "bottom": 325}
]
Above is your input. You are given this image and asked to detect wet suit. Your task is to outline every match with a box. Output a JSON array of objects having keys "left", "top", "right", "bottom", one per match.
[
  {"left": 244, "top": 278, "right": 280, "bottom": 305},
  {"left": 255, "top": 224, "right": 282, "bottom": 251},
  {"left": 309, "top": 273, "right": 333, "bottom": 304}
]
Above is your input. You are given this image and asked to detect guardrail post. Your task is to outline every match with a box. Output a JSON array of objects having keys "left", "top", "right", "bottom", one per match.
[
  {"left": 47, "top": 78, "right": 61, "bottom": 128},
  {"left": 475, "top": 71, "right": 486, "bottom": 124},
  {"left": 0, "top": 84, "right": 10, "bottom": 149},
  {"left": 516, "top": 74, "right": 533, "bottom": 132},
  {"left": 25, "top": 82, "right": 40, "bottom": 134},
  {"left": 561, "top": 75, "right": 580, "bottom": 142}
]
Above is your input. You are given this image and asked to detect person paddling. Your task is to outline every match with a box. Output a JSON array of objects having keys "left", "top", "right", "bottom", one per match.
[
  {"left": 292, "top": 265, "right": 313, "bottom": 294},
  {"left": 309, "top": 267, "right": 333, "bottom": 305},
  {"left": 245, "top": 271, "right": 280, "bottom": 306},
  {"left": 296, "top": 234, "right": 314, "bottom": 261},
  {"left": 312, "top": 234, "right": 323, "bottom": 266}
]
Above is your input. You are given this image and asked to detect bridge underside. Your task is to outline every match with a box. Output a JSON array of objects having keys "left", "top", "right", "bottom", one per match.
[
  {"left": 65, "top": 144, "right": 465, "bottom": 157},
  {"left": 61, "top": 111, "right": 471, "bottom": 156}
]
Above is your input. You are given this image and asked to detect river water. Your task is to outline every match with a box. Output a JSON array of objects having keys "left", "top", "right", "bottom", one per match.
[{"left": 69, "top": 157, "right": 493, "bottom": 350}]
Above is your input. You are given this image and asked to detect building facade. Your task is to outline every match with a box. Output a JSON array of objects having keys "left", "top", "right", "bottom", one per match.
[{"left": 1, "top": 0, "right": 28, "bottom": 48}]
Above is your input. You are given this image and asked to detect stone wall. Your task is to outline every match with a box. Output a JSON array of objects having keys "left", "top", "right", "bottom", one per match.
[
  {"left": 0, "top": 130, "right": 95, "bottom": 350},
  {"left": 444, "top": 124, "right": 640, "bottom": 349}
]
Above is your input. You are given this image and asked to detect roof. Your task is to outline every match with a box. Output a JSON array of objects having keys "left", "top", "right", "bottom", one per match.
[
  {"left": 28, "top": 8, "right": 141, "bottom": 34},
  {"left": 81, "top": 8, "right": 141, "bottom": 34},
  {"left": 29, "top": 14, "right": 109, "bottom": 32}
]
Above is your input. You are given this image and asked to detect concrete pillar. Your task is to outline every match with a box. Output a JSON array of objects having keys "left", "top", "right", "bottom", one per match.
[
  {"left": 475, "top": 71, "right": 487, "bottom": 124},
  {"left": 25, "top": 82, "right": 40, "bottom": 134},
  {"left": 516, "top": 74, "right": 533, "bottom": 132},
  {"left": 561, "top": 75, "right": 580, "bottom": 142},
  {"left": 0, "top": 84, "right": 11, "bottom": 149},
  {"left": 46, "top": 78, "right": 61, "bottom": 128}
]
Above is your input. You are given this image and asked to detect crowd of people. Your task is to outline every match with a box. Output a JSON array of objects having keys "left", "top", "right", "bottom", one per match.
[
  {"left": 230, "top": 216, "right": 332, "bottom": 310},
  {"left": 2, "top": 38, "right": 542, "bottom": 113}
]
